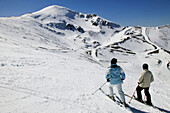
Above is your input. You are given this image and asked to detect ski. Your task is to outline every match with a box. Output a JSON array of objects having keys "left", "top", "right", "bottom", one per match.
[
  {"left": 125, "top": 94, "right": 163, "bottom": 112},
  {"left": 99, "top": 88, "right": 126, "bottom": 108}
]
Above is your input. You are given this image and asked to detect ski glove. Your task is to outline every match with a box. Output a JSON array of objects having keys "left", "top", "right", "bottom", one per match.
[{"left": 107, "top": 76, "right": 112, "bottom": 82}]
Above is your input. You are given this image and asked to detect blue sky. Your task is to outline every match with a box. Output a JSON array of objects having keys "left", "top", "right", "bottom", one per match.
[{"left": 0, "top": 0, "right": 170, "bottom": 27}]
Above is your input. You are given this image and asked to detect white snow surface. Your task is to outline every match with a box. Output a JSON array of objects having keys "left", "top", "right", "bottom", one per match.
[{"left": 0, "top": 5, "right": 170, "bottom": 113}]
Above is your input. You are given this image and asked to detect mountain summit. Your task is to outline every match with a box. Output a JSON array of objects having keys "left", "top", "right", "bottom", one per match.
[
  {"left": 22, "top": 5, "right": 121, "bottom": 32},
  {"left": 30, "top": 5, "right": 80, "bottom": 20}
]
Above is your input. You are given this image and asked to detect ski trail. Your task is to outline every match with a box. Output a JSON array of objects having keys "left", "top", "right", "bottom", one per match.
[
  {"left": 142, "top": 27, "right": 170, "bottom": 70},
  {"left": 142, "top": 27, "right": 160, "bottom": 49},
  {"left": 91, "top": 27, "right": 132, "bottom": 62}
]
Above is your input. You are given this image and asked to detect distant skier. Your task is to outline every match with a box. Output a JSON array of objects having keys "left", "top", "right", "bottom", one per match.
[
  {"left": 105, "top": 58, "right": 127, "bottom": 107},
  {"left": 136, "top": 63, "right": 154, "bottom": 106}
]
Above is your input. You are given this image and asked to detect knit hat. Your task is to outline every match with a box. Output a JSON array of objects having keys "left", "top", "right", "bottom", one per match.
[
  {"left": 143, "top": 63, "right": 148, "bottom": 69},
  {"left": 111, "top": 58, "right": 117, "bottom": 64}
]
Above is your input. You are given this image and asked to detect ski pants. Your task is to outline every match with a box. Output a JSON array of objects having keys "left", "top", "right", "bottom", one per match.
[
  {"left": 109, "top": 83, "right": 125, "bottom": 102},
  {"left": 136, "top": 86, "right": 152, "bottom": 104}
]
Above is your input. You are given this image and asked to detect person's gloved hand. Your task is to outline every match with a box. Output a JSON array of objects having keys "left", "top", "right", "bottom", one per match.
[
  {"left": 107, "top": 79, "right": 110, "bottom": 82},
  {"left": 121, "top": 79, "right": 124, "bottom": 83}
]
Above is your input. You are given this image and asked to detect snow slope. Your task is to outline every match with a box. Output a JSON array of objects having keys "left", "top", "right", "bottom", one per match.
[{"left": 0, "top": 5, "right": 170, "bottom": 113}]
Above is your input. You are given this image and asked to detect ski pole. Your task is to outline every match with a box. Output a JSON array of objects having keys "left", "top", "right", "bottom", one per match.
[
  {"left": 92, "top": 76, "right": 112, "bottom": 95},
  {"left": 92, "top": 81, "right": 107, "bottom": 95},
  {"left": 129, "top": 85, "right": 138, "bottom": 103}
]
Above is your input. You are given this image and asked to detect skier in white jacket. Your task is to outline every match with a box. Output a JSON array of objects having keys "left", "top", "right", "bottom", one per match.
[{"left": 136, "top": 63, "right": 154, "bottom": 106}]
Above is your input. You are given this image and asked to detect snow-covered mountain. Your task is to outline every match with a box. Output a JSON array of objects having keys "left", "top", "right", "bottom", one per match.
[{"left": 0, "top": 5, "right": 170, "bottom": 113}]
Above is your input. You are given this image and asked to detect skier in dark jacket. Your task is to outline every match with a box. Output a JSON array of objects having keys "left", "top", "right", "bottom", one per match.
[
  {"left": 105, "top": 58, "right": 127, "bottom": 107},
  {"left": 136, "top": 63, "right": 154, "bottom": 106}
]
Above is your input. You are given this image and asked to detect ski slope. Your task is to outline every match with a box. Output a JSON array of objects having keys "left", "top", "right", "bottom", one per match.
[{"left": 0, "top": 5, "right": 170, "bottom": 113}]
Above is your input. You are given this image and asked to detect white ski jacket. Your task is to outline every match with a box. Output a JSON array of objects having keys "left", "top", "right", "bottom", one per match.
[{"left": 138, "top": 69, "right": 154, "bottom": 88}]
